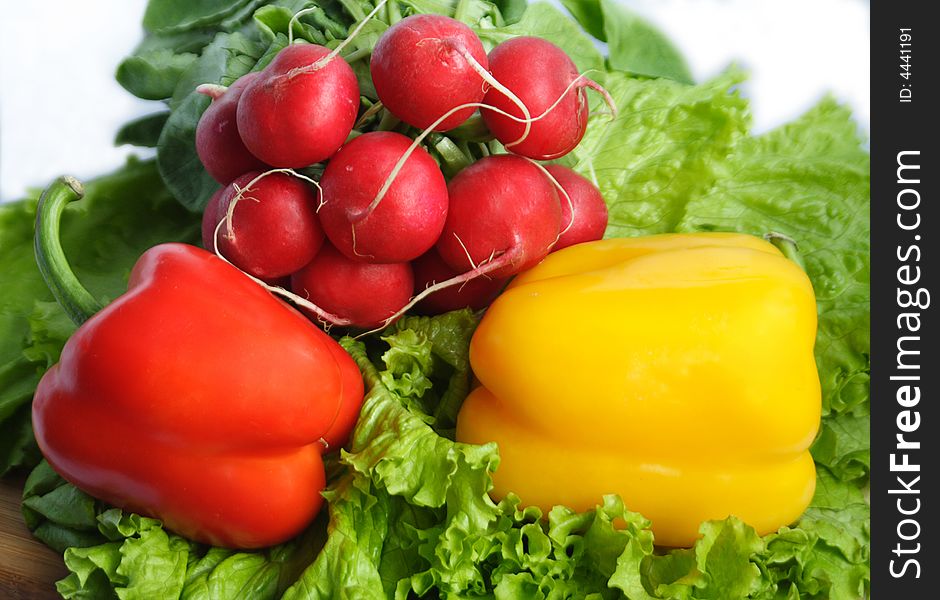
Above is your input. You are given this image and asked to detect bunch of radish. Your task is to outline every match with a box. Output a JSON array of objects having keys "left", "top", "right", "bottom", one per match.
[{"left": 196, "top": 7, "right": 612, "bottom": 331}]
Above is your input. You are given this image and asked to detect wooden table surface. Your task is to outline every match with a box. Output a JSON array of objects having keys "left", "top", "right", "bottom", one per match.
[{"left": 0, "top": 477, "right": 66, "bottom": 599}]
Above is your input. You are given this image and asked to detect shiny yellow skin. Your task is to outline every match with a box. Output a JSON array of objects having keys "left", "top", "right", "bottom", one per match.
[{"left": 456, "top": 233, "right": 821, "bottom": 547}]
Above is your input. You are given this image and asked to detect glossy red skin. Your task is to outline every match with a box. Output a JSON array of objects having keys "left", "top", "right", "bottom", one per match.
[
  {"left": 318, "top": 132, "right": 448, "bottom": 263},
  {"left": 291, "top": 244, "right": 414, "bottom": 329},
  {"left": 195, "top": 72, "right": 270, "bottom": 184},
  {"left": 436, "top": 155, "right": 561, "bottom": 279},
  {"left": 237, "top": 45, "right": 359, "bottom": 167},
  {"left": 371, "top": 14, "right": 488, "bottom": 131},
  {"left": 320, "top": 339, "right": 366, "bottom": 450},
  {"left": 482, "top": 37, "right": 589, "bottom": 160},
  {"left": 215, "top": 171, "right": 324, "bottom": 279},
  {"left": 32, "top": 244, "right": 364, "bottom": 548},
  {"left": 200, "top": 187, "right": 225, "bottom": 252},
  {"left": 545, "top": 165, "right": 609, "bottom": 250},
  {"left": 411, "top": 249, "right": 508, "bottom": 314}
]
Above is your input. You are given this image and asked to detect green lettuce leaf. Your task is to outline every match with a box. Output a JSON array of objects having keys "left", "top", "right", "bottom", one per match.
[
  {"left": 756, "top": 469, "right": 870, "bottom": 599},
  {"left": 0, "top": 198, "right": 46, "bottom": 474},
  {"left": 565, "top": 70, "right": 749, "bottom": 236},
  {"left": 381, "top": 310, "right": 479, "bottom": 433},
  {"left": 22, "top": 460, "right": 330, "bottom": 600},
  {"left": 811, "top": 414, "right": 870, "bottom": 483}
]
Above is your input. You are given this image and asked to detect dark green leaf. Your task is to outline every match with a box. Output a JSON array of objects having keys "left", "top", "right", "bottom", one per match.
[
  {"left": 156, "top": 93, "right": 219, "bottom": 213},
  {"left": 253, "top": 5, "right": 328, "bottom": 45},
  {"left": 22, "top": 461, "right": 106, "bottom": 552},
  {"left": 493, "top": 0, "right": 527, "bottom": 24},
  {"left": 169, "top": 31, "right": 262, "bottom": 108},
  {"left": 476, "top": 2, "right": 604, "bottom": 72},
  {"left": 598, "top": 0, "right": 692, "bottom": 82},
  {"left": 559, "top": 0, "right": 604, "bottom": 40},
  {"left": 561, "top": 0, "right": 692, "bottom": 82},
  {"left": 115, "top": 112, "right": 170, "bottom": 148},
  {"left": 134, "top": 29, "right": 220, "bottom": 56},
  {"left": 116, "top": 50, "right": 198, "bottom": 100},
  {"left": 157, "top": 32, "right": 263, "bottom": 211},
  {"left": 143, "top": 0, "right": 254, "bottom": 34},
  {"left": 0, "top": 403, "right": 38, "bottom": 475},
  {"left": 23, "top": 485, "right": 99, "bottom": 532}
]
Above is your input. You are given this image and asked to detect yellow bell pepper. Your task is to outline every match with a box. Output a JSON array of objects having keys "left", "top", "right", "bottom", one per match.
[{"left": 456, "top": 233, "right": 821, "bottom": 547}]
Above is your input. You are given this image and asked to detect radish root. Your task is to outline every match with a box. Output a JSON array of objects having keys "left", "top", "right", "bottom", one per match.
[
  {"left": 213, "top": 216, "right": 504, "bottom": 335},
  {"left": 354, "top": 251, "right": 515, "bottom": 338},
  {"left": 353, "top": 72, "right": 617, "bottom": 225},
  {"left": 195, "top": 83, "right": 228, "bottom": 100},
  {"left": 349, "top": 223, "right": 376, "bottom": 261},
  {"left": 454, "top": 232, "right": 480, "bottom": 270},
  {"left": 285, "top": 0, "right": 388, "bottom": 79},
  {"left": 210, "top": 218, "right": 354, "bottom": 328},
  {"left": 522, "top": 158, "right": 575, "bottom": 248},
  {"left": 582, "top": 75, "right": 619, "bottom": 119},
  {"left": 222, "top": 168, "right": 322, "bottom": 240},
  {"left": 458, "top": 49, "right": 531, "bottom": 148},
  {"left": 287, "top": 7, "right": 321, "bottom": 46},
  {"left": 349, "top": 100, "right": 543, "bottom": 225}
]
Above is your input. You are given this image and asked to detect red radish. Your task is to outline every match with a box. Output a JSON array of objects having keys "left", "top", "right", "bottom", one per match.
[
  {"left": 290, "top": 244, "right": 413, "bottom": 329},
  {"left": 201, "top": 187, "right": 225, "bottom": 252},
  {"left": 195, "top": 73, "right": 269, "bottom": 184},
  {"left": 237, "top": 44, "right": 359, "bottom": 168},
  {"left": 412, "top": 249, "right": 508, "bottom": 315},
  {"left": 318, "top": 132, "right": 448, "bottom": 263},
  {"left": 544, "top": 165, "right": 609, "bottom": 250},
  {"left": 374, "top": 155, "right": 562, "bottom": 326},
  {"left": 370, "top": 14, "right": 489, "bottom": 131},
  {"left": 436, "top": 155, "right": 561, "bottom": 279},
  {"left": 215, "top": 171, "right": 324, "bottom": 279},
  {"left": 482, "top": 37, "right": 611, "bottom": 160}
]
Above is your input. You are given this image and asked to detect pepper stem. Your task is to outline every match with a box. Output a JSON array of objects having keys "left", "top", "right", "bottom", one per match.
[
  {"left": 34, "top": 176, "right": 102, "bottom": 325},
  {"left": 763, "top": 231, "right": 807, "bottom": 271}
]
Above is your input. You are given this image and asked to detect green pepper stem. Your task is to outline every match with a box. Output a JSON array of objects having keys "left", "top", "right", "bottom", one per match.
[
  {"left": 764, "top": 231, "right": 807, "bottom": 271},
  {"left": 34, "top": 176, "right": 102, "bottom": 325}
]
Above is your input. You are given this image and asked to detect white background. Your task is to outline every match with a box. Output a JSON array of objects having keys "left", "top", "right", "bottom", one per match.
[{"left": 0, "top": 0, "right": 870, "bottom": 202}]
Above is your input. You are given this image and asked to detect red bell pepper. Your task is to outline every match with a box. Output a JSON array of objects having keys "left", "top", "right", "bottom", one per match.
[{"left": 31, "top": 177, "right": 364, "bottom": 548}]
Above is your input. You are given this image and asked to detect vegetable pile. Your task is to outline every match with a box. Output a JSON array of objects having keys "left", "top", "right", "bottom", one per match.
[{"left": 0, "top": 0, "right": 870, "bottom": 598}]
